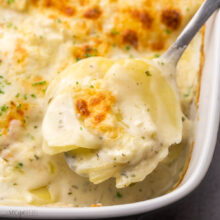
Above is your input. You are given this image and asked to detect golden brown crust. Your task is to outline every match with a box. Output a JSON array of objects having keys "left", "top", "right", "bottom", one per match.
[
  {"left": 131, "top": 10, "right": 153, "bottom": 29},
  {"left": 84, "top": 7, "right": 102, "bottom": 19},
  {"left": 0, "top": 101, "right": 29, "bottom": 135},
  {"left": 161, "top": 9, "right": 182, "bottom": 30},
  {"left": 74, "top": 89, "right": 115, "bottom": 127},
  {"left": 27, "top": 0, "right": 204, "bottom": 58},
  {"left": 75, "top": 99, "right": 90, "bottom": 117},
  {"left": 122, "top": 29, "right": 138, "bottom": 48},
  {"left": 32, "top": 0, "right": 76, "bottom": 17}
]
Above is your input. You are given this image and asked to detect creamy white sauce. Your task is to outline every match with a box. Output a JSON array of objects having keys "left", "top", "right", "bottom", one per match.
[{"left": 0, "top": 2, "right": 202, "bottom": 207}]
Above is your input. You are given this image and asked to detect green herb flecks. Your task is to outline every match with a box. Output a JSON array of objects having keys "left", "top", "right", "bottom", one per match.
[
  {"left": 111, "top": 30, "right": 120, "bottom": 35},
  {"left": 125, "top": 45, "right": 130, "bottom": 50},
  {"left": 23, "top": 94, "right": 27, "bottom": 100},
  {"left": 165, "top": 29, "right": 171, "bottom": 34},
  {"left": 116, "top": 192, "right": 122, "bottom": 198},
  {"left": 32, "top": 81, "right": 47, "bottom": 86},
  {"left": 7, "top": 0, "right": 15, "bottom": 4},
  {"left": 145, "top": 70, "right": 151, "bottom": 76},
  {"left": 15, "top": 162, "right": 23, "bottom": 169},
  {"left": 1, "top": 105, "right": 8, "bottom": 112},
  {"left": 31, "top": 94, "right": 37, "bottom": 98},
  {"left": 154, "top": 54, "right": 160, "bottom": 58}
]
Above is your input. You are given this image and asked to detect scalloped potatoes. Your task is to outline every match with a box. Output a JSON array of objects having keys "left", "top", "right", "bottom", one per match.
[
  {"left": 0, "top": 0, "right": 203, "bottom": 207},
  {"left": 42, "top": 57, "right": 182, "bottom": 188}
]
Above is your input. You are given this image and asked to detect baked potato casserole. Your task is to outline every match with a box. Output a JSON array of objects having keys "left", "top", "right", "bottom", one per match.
[{"left": 0, "top": 0, "right": 203, "bottom": 207}]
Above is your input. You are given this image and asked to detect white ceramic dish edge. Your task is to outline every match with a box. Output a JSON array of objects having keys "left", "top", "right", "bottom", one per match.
[{"left": 0, "top": 10, "right": 220, "bottom": 220}]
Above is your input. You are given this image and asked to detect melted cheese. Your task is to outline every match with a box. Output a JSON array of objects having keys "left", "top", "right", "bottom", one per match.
[{"left": 0, "top": 0, "right": 203, "bottom": 206}]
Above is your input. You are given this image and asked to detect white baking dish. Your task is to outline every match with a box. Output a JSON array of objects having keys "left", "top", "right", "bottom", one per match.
[{"left": 0, "top": 10, "right": 220, "bottom": 220}]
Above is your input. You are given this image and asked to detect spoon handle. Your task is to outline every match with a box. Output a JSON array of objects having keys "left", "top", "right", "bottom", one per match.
[{"left": 161, "top": 0, "right": 220, "bottom": 66}]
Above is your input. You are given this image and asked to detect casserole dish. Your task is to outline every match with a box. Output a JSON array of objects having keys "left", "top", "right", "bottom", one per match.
[{"left": 0, "top": 8, "right": 220, "bottom": 220}]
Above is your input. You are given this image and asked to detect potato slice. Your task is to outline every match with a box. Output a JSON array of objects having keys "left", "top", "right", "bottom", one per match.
[{"left": 42, "top": 57, "right": 182, "bottom": 187}]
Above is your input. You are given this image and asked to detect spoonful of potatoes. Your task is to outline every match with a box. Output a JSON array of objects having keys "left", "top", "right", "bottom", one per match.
[{"left": 42, "top": 0, "right": 220, "bottom": 188}]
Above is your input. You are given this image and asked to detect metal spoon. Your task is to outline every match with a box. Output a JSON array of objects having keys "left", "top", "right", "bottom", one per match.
[{"left": 65, "top": 0, "right": 220, "bottom": 173}]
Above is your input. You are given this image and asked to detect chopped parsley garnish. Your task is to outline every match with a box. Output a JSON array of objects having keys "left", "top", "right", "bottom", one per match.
[
  {"left": 154, "top": 54, "right": 160, "bottom": 58},
  {"left": 76, "top": 81, "right": 79, "bottom": 85},
  {"left": 165, "top": 29, "right": 171, "bottom": 34},
  {"left": 15, "top": 162, "right": 23, "bottom": 169},
  {"left": 116, "top": 192, "right": 122, "bottom": 198},
  {"left": 7, "top": 0, "right": 15, "bottom": 4},
  {"left": 76, "top": 57, "right": 81, "bottom": 62},
  {"left": 6, "top": 23, "right": 13, "bottom": 28},
  {"left": 56, "top": 19, "right": 62, "bottom": 23},
  {"left": 18, "top": 162, "right": 23, "bottom": 167},
  {"left": 145, "top": 70, "right": 152, "bottom": 76},
  {"left": 0, "top": 105, "right": 8, "bottom": 116},
  {"left": 85, "top": 53, "right": 94, "bottom": 58},
  {"left": 31, "top": 94, "right": 36, "bottom": 98},
  {"left": 23, "top": 94, "right": 27, "bottom": 100},
  {"left": 80, "top": 127, "right": 83, "bottom": 131},
  {"left": 90, "top": 85, "right": 94, "bottom": 88},
  {"left": 1, "top": 105, "right": 8, "bottom": 112},
  {"left": 111, "top": 30, "right": 120, "bottom": 35},
  {"left": 0, "top": 89, "right": 4, "bottom": 94},
  {"left": 32, "top": 81, "right": 47, "bottom": 86},
  {"left": 125, "top": 45, "right": 130, "bottom": 50},
  {"left": 15, "top": 93, "right": 20, "bottom": 98}
]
